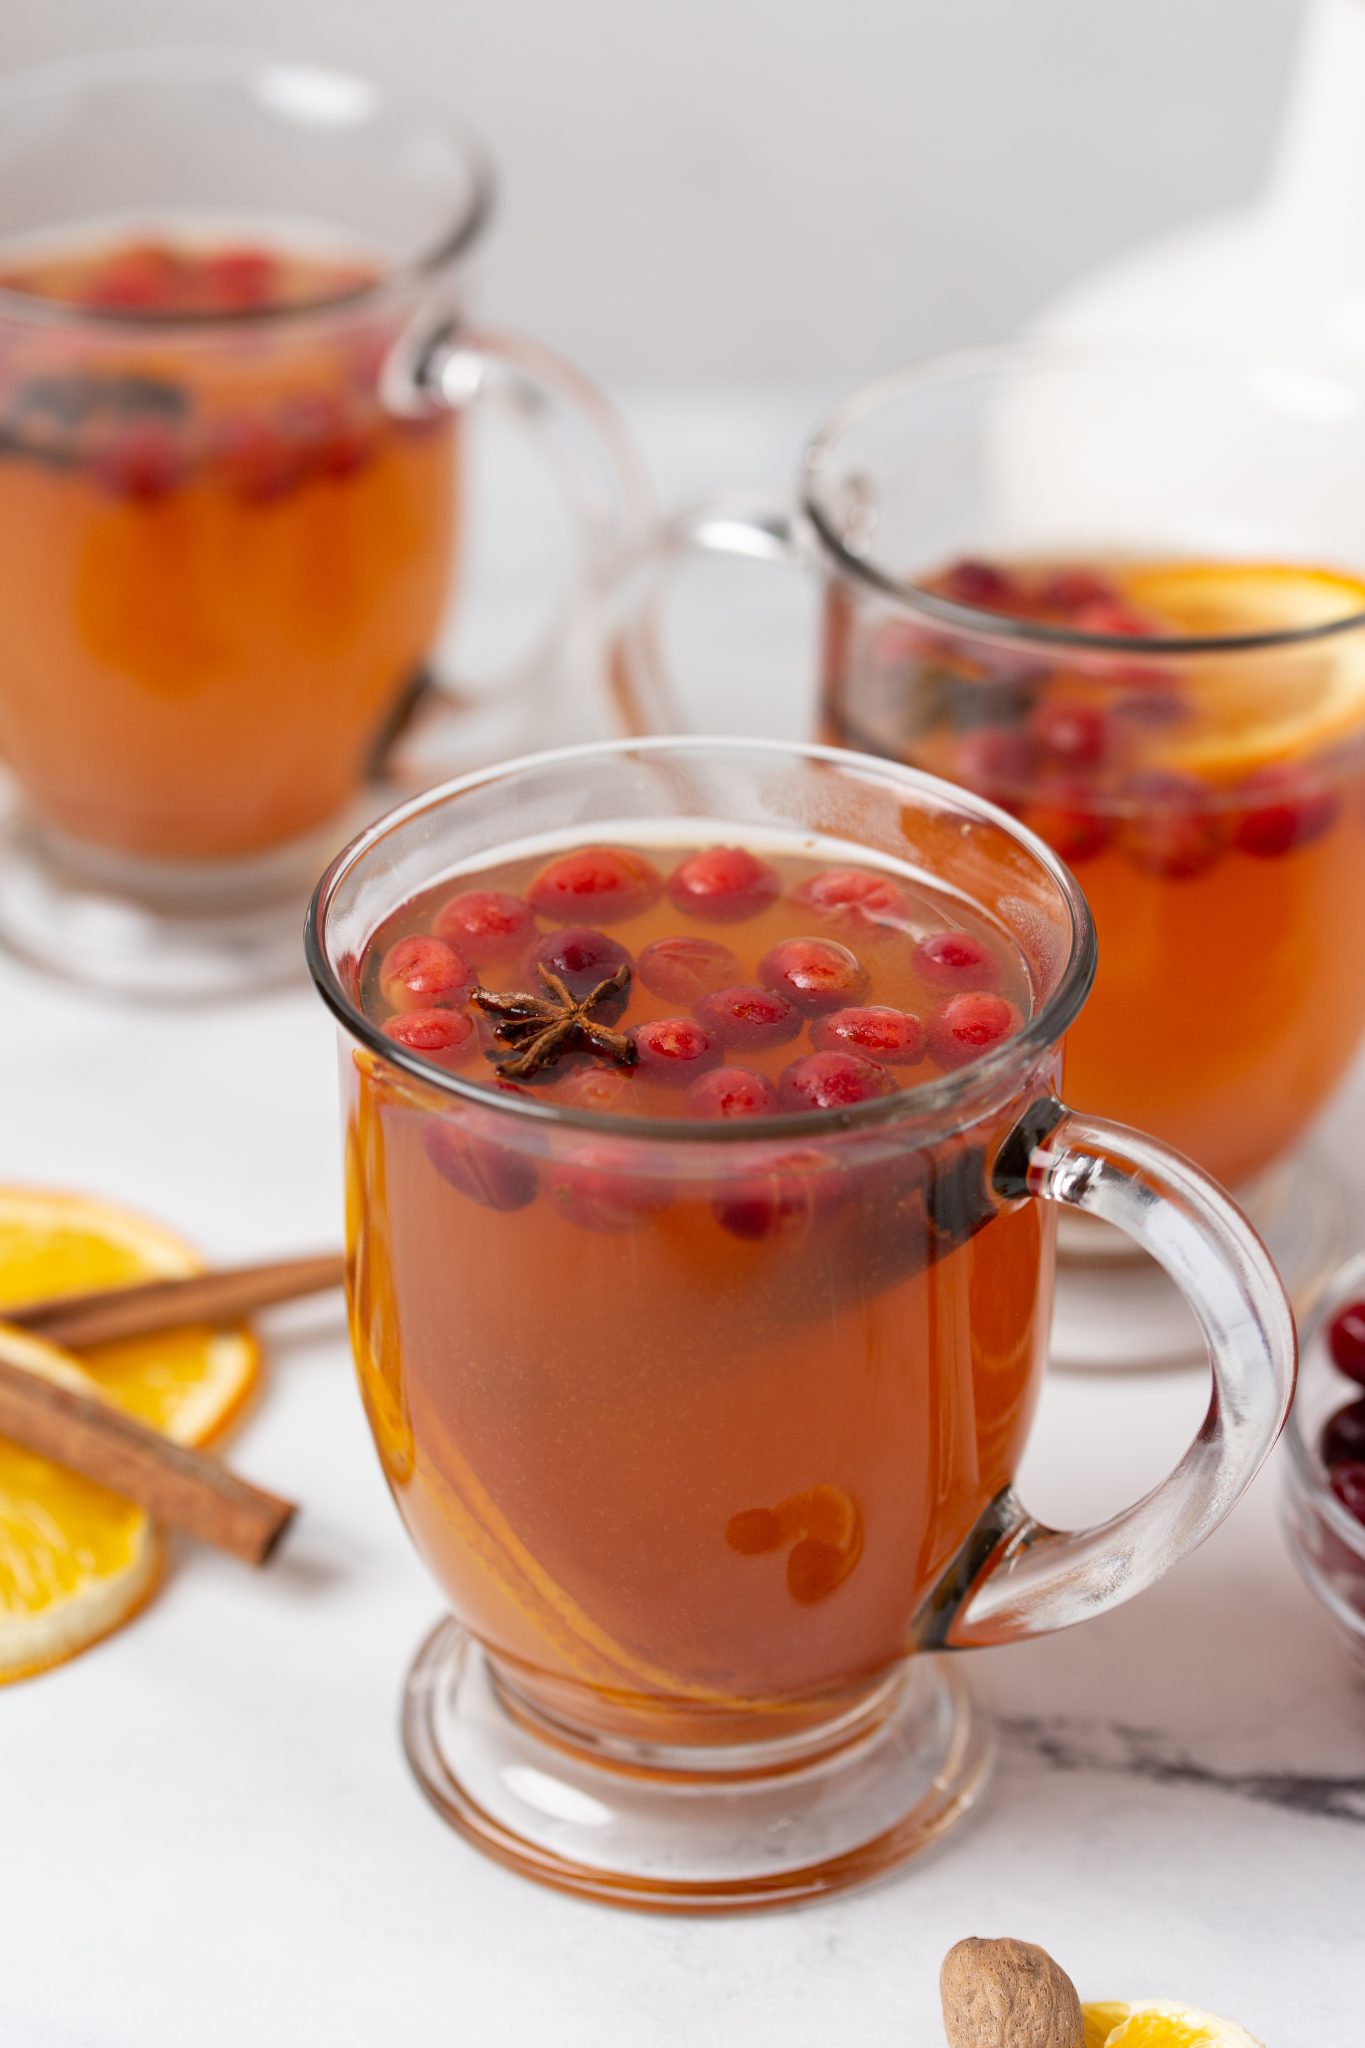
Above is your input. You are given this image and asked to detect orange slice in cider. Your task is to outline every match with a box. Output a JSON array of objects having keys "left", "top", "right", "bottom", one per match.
[{"left": 1117, "top": 562, "right": 1365, "bottom": 779}]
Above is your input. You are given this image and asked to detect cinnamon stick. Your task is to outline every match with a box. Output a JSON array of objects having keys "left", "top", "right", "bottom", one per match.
[
  {"left": 0, "top": 1335, "right": 295, "bottom": 1565},
  {"left": 7, "top": 1251, "right": 345, "bottom": 1349}
]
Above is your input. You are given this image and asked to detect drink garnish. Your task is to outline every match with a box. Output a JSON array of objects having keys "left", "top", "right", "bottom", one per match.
[{"left": 470, "top": 961, "right": 638, "bottom": 1080}]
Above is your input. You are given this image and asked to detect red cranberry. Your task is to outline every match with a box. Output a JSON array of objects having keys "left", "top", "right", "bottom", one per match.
[
  {"left": 778, "top": 1050, "right": 897, "bottom": 1111},
  {"left": 379, "top": 935, "right": 472, "bottom": 1013},
  {"left": 811, "top": 1005, "right": 926, "bottom": 1065},
  {"left": 1027, "top": 698, "right": 1115, "bottom": 771},
  {"left": 279, "top": 394, "right": 371, "bottom": 480},
  {"left": 940, "top": 558, "right": 1017, "bottom": 610},
  {"left": 1232, "top": 765, "right": 1340, "bottom": 858},
  {"left": 665, "top": 845, "right": 780, "bottom": 923},
  {"left": 1074, "top": 598, "right": 1159, "bottom": 639},
  {"left": 434, "top": 889, "right": 534, "bottom": 959},
  {"left": 83, "top": 242, "right": 184, "bottom": 312},
  {"left": 383, "top": 1008, "right": 474, "bottom": 1058},
  {"left": 91, "top": 420, "right": 186, "bottom": 503},
  {"left": 425, "top": 1119, "right": 537, "bottom": 1211},
  {"left": 1329, "top": 1299, "right": 1365, "bottom": 1386},
  {"left": 685, "top": 1066, "right": 779, "bottom": 1119},
  {"left": 951, "top": 727, "right": 1038, "bottom": 808},
  {"left": 526, "top": 927, "right": 633, "bottom": 1005},
  {"left": 788, "top": 866, "right": 912, "bottom": 939},
  {"left": 1038, "top": 567, "right": 1120, "bottom": 614},
  {"left": 197, "top": 246, "right": 279, "bottom": 313},
  {"left": 713, "top": 1148, "right": 843, "bottom": 1242},
  {"left": 1322, "top": 1397, "right": 1365, "bottom": 1468},
  {"left": 758, "top": 938, "right": 868, "bottom": 1015},
  {"left": 1329, "top": 1460, "right": 1365, "bottom": 1527},
  {"left": 637, "top": 935, "right": 742, "bottom": 1004},
  {"left": 546, "top": 1061, "right": 640, "bottom": 1115},
  {"left": 544, "top": 1140, "right": 670, "bottom": 1232},
  {"left": 207, "top": 414, "right": 301, "bottom": 504},
  {"left": 694, "top": 985, "right": 801, "bottom": 1051},
  {"left": 1120, "top": 772, "right": 1226, "bottom": 881},
  {"left": 926, "top": 993, "right": 1024, "bottom": 1069},
  {"left": 913, "top": 931, "right": 1002, "bottom": 990},
  {"left": 628, "top": 1016, "right": 722, "bottom": 1083},
  {"left": 527, "top": 845, "right": 661, "bottom": 924},
  {"left": 1024, "top": 789, "right": 1116, "bottom": 865}
]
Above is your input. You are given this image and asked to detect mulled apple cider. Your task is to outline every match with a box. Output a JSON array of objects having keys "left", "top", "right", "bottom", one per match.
[
  {"left": 822, "top": 556, "right": 1365, "bottom": 1191},
  {"left": 0, "top": 232, "right": 457, "bottom": 860},
  {"left": 346, "top": 830, "right": 1053, "bottom": 1743}
]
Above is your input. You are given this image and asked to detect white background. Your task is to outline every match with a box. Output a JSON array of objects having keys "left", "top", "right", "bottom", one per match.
[{"left": 2, "top": 0, "right": 1305, "bottom": 385}]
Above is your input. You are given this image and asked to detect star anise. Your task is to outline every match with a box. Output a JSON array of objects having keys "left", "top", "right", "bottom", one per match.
[{"left": 469, "top": 962, "right": 638, "bottom": 1081}]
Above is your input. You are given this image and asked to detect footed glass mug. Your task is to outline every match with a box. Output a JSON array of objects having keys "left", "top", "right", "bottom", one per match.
[
  {"left": 0, "top": 52, "right": 645, "bottom": 996},
  {"left": 611, "top": 346, "right": 1365, "bottom": 1363},
  {"left": 307, "top": 736, "right": 1294, "bottom": 1912}
]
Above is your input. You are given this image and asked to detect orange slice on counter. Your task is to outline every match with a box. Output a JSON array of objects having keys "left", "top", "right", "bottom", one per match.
[
  {"left": 1083, "top": 2000, "right": 1265, "bottom": 2047},
  {"left": 0, "top": 1186, "right": 258, "bottom": 1445},
  {"left": 0, "top": 1325, "right": 161, "bottom": 1684},
  {"left": 1118, "top": 561, "right": 1365, "bottom": 778}
]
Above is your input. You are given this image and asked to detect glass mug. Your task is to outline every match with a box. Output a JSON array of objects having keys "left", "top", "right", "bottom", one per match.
[
  {"left": 307, "top": 736, "right": 1294, "bottom": 1912},
  {"left": 0, "top": 52, "right": 646, "bottom": 996},
  {"left": 611, "top": 346, "right": 1365, "bottom": 1363}
]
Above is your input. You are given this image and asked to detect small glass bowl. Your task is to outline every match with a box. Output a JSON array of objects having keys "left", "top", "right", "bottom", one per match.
[{"left": 1284, "top": 1253, "right": 1365, "bottom": 1671}]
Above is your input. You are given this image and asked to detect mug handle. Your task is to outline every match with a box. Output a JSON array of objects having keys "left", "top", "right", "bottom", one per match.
[
  {"left": 379, "top": 320, "right": 653, "bottom": 777},
  {"left": 929, "top": 1097, "right": 1297, "bottom": 1650}
]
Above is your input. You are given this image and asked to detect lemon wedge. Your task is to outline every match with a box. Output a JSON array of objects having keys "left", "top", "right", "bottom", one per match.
[
  {"left": 0, "top": 1186, "right": 258, "bottom": 1446},
  {"left": 1119, "top": 561, "right": 1365, "bottom": 778},
  {"left": 1083, "top": 1999, "right": 1265, "bottom": 2047},
  {"left": 0, "top": 1325, "right": 160, "bottom": 1683}
]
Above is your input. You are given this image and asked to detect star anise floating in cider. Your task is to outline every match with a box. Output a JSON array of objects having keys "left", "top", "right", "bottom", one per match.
[{"left": 470, "top": 963, "right": 638, "bottom": 1080}]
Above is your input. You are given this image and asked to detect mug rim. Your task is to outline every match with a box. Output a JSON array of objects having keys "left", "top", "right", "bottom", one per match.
[
  {"left": 305, "top": 734, "right": 1097, "bottom": 1146},
  {"left": 799, "top": 338, "right": 1365, "bottom": 656},
  {"left": 0, "top": 48, "right": 496, "bottom": 334}
]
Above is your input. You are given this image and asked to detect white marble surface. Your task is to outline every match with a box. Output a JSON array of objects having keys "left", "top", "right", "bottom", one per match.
[{"left": 2, "top": 393, "right": 1363, "bottom": 2047}]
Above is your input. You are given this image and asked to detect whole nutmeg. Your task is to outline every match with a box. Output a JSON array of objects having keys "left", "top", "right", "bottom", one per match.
[{"left": 941, "top": 1937, "right": 1085, "bottom": 2048}]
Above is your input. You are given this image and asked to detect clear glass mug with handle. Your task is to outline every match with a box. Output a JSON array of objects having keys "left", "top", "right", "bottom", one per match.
[
  {"left": 0, "top": 51, "right": 647, "bottom": 997},
  {"left": 609, "top": 344, "right": 1365, "bottom": 1364},
  {"left": 307, "top": 734, "right": 1295, "bottom": 1912}
]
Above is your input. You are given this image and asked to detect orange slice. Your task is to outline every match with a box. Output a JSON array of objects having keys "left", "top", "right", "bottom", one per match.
[
  {"left": 0, "top": 1325, "right": 161, "bottom": 1684},
  {"left": 0, "top": 1186, "right": 258, "bottom": 1446},
  {"left": 1083, "top": 2000, "right": 1265, "bottom": 2047},
  {"left": 1119, "top": 561, "right": 1365, "bottom": 778}
]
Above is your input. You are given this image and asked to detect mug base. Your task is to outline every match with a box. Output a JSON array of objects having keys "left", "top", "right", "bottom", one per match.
[
  {"left": 1051, "top": 1145, "right": 1347, "bottom": 1370},
  {"left": 400, "top": 1617, "right": 994, "bottom": 1914},
  {"left": 0, "top": 805, "right": 367, "bottom": 1001}
]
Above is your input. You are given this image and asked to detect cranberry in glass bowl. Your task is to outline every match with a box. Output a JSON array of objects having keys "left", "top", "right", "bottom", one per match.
[{"left": 1284, "top": 1255, "right": 1365, "bottom": 1672}]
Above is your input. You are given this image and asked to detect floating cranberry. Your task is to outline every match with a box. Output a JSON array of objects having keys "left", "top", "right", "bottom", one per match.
[
  {"left": 637, "top": 934, "right": 742, "bottom": 1004},
  {"left": 1322, "top": 1397, "right": 1365, "bottom": 1469},
  {"left": 628, "top": 1016, "right": 722, "bottom": 1084},
  {"left": 207, "top": 413, "right": 301, "bottom": 504},
  {"left": 926, "top": 992, "right": 1023, "bottom": 1069},
  {"left": 527, "top": 845, "right": 662, "bottom": 924},
  {"left": 694, "top": 985, "right": 801, "bottom": 1052},
  {"left": 91, "top": 420, "right": 186, "bottom": 503},
  {"left": 197, "top": 246, "right": 279, "bottom": 314},
  {"left": 379, "top": 934, "right": 472, "bottom": 1013},
  {"left": 758, "top": 938, "right": 868, "bottom": 1015},
  {"left": 1329, "top": 1460, "right": 1365, "bottom": 1527},
  {"left": 778, "top": 1050, "right": 896, "bottom": 1112},
  {"left": 526, "top": 927, "right": 633, "bottom": 1005},
  {"left": 789, "top": 866, "right": 911, "bottom": 938},
  {"left": 383, "top": 1008, "right": 474, "bottom": 1058},
  {"left": 950, "top": 727, "right": 1038, "bottom": 809},
  {"left": 685, "top": 1066, "right": 778, "bottom": 1119},
  {"left": 665, "top": 845, "right": 781, "bottom": 923},
  {"left": 1074, "top": 598, "right": 1159, "bottom": 639},
  {"left": 1329, "top": 1298, "right": 1365, "bottom": 1386},
  {"left": 1037, "top": 566, "right": 1119, "bottom": 614},
  {"left": 1027, "top": 698, "right": 1115, "bottom": 771},
  {"left": 545, "top": 1140, "right": 670, "bottom": 1231},
  {"left": 280, "top": 394, "right": 371, "bottom": 480},
  {"left": 434, "top": 888, "right": 534, "bottom": 959},
  {"left": 913, "top": 930, "right": 1002, "bottom": 990},
  {"left": 1232, "top": 765, "right": 1340, "bottom": 859},
  {"left": 1024, "top": 789, "right": 1116, "bottom": 866},
  {"left": 811, "top": 1005, "right": 926, "bottom": 1065},
  {"left": 713, "top": 1148, "right": 843, "bottom": 1242},
  {"left": 1120, "top": 772, "right": 1226, "bottom": 881},
  {"left": 940, "top": 558, "right": 1017, "bottom": 610},
  {"left": 425, "top": 1119, "right": 537, "bottom": 1211},
  {"left": 546, "top": 1060, "right": 640, "bottom": 1115},
  {"left": 83, "top": 242, "right": 184, "bottom": 312}
]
